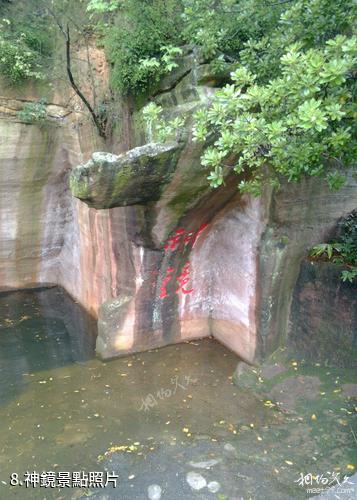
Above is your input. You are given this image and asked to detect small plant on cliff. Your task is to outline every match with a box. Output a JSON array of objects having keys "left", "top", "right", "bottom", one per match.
[
  {"left": 17, "top": 99, "right": 48, "bottom": 124},
  {"left": 143, "top": 103, "right": 185, "bottom": 142},
  {"left": 310, "top": 211, "right": 357, "bottom": 282}
]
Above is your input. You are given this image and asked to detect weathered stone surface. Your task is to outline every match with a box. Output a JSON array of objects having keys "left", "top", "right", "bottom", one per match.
[
  {"left": 1, "top": 44, "right": 356, "bottom": 366},
  {"left": 258, "top": 173, "right": 357, "bottom": 359},
  {"left": 82, "top": 49, "right": 357, "bottom": 361},
  {"left": 70, "top": 142, "right": 181, "bottom": 208},
  {"left": 97, "top": 295, "right": 135, "bottom": 359},
  {"left": 289, "top": 260, "right": 357, "bottom": 368}
]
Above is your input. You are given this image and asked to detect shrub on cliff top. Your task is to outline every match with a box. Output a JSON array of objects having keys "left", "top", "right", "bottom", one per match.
[
  {"left": 0, "top": 1, "right": 54, "bottom": 84},
  {"left": 102, "top": 0, "right": 183, "bottom": 95}
]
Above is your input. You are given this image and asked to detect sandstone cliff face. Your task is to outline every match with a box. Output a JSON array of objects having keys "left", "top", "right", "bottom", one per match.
[
  {"left": 1, "top": 48, "right": 356, "bottom": 364},
  {"left": 70, "top": 49, "right": 357, "bottom": 363},
  {"left": 289, "top": 260, "right": 357, "bottom": 367}
]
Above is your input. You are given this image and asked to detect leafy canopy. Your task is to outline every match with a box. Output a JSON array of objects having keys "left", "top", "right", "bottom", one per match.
[
  {"left": 182, "top": 0, "right": 356, "bottom": 194},
  {"left": 193, "top": 35, "right": 356, "bottom": 193}
]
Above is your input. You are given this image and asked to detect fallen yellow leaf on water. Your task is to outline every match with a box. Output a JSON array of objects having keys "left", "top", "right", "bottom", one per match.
[
  {"left": 347, "top": 464, "right": 355, "bottom": 470},
  {"left": 182, "top": 427, "right": 189, "bottom": 433},
  {"left": 250, "top": 423, "right": 254, "bottom": 428},
  {"left": 311, "top": 414, "right": 317, "bottom": 421},
  {"left": 291, "top": 361, "right": 298, "bottom": 366},
  {"left": 285, "top": 460, "right": 293, "bottom": 465},
  {"left": 264, "top": 400, "right": 275, "bottom": 408},
  {"left": 257, "top": 436, "right": 263, "bottom": 441}
]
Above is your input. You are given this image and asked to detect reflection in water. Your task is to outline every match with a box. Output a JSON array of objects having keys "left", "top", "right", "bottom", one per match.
[{"left": 0, "top": 287, "right": 97, "bottom": 405}]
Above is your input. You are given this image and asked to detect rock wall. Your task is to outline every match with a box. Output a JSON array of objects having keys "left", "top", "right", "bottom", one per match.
[
  {"left": 0, "top": 45, "right": 130, "bottom": 317},
  {"left": 70, "top": 48, "right": 357, "bottom": 362},
  {"left": 289, "top": 260, "right": 357, "bottom": 368},
  {"left": 0, "top": 113, "right": 78, "bottom": 290},
  {"left": 1, "top": 46, "right": 356, "bottom": 365}
]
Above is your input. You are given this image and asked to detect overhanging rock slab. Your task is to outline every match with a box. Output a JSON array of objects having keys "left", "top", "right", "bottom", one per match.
[{"left": 70, "top": 142, "right": 181, "bottom": 208}]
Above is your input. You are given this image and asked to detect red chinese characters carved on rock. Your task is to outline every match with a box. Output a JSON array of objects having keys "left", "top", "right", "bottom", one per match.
[
  {"left": 164, "top": 223, "right": 208, "bottom": 252},
  {"left": 176, "top": 262, "right": 193, "bottom": 295},
  {"left": 159, "top": 267, "right": 174, "bottom": 299},
  {"left": 160, "top": 224, "right": 208, "bottom": 299}
]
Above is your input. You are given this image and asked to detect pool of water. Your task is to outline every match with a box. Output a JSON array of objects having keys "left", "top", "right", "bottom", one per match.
[{"left": 0, "top": 287, "right": 355, "bottom": 499}]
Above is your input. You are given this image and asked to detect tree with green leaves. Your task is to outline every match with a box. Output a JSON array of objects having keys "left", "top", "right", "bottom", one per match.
[{"left": 193, "top": 35, "right": 356, "bottom": 193}]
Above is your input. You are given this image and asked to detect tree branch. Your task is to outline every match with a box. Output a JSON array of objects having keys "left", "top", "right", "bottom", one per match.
[{"left": 65, "top": 25, "right": 105, "bottom": 138}]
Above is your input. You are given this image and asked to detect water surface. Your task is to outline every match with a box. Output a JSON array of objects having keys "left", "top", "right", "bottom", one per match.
[{"left": 0, "top": 287, "right": 355, "bottom": 499}]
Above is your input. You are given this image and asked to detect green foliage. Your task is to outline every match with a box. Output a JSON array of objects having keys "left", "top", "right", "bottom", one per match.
[
  {"left": 87, "top": 0, "right": 121, "bottom": 12},
  {"left": 143, "top": 103, "right": 185, "bottom": 142},
  {"left": 193, "top": 35, "right": 356, "bottom": 193},
  {"left": 0, "top": 1, "right": 54, "bottom": 84},
  {"left": 182, "top": 0, "right": 283, "bottom": 60},
  {"left": 0, "top": 20, "right": 44, "bottom": 83},
  {"left": 17, "top": 99, "right": 48, "bottom": 124},
  {"left": 104, "top": 0, "right": 183, "bottom": 95},
  {"left": 239, "top": 0, "right": 355, "bottom": 83},
  {"left": 341, "top": 268, "right": 357, "bottom": 283},
  {"left": 311, "top": 211, "right": 357, "bottom": 282}
]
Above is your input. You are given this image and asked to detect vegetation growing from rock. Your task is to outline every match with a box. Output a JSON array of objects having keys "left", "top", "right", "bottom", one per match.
[
  {"left": 100, "top": 0, "right": 184, "bottom": 95},
  {"left": 311, "top": 211, "right": 357, "bottom": 282},
  {"left": 88, "top": 0, "right": 356, "bottom": 193},
  {"left": 1, "top": 0, "right": 355, "bottom": 189},
  {"left": 0, "top": 2, "right": 53, "bottom": 84},
  {"left": 17, "top": 99, "right": 48, "bottom": 124}
]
